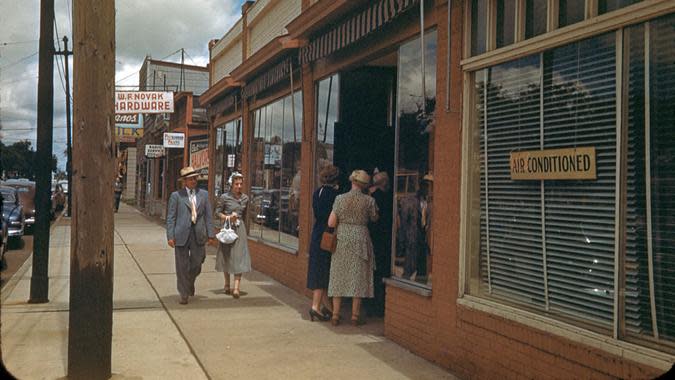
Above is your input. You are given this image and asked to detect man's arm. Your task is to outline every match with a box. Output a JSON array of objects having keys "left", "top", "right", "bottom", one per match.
[
  {"left": 204, "top": 192, "right": 215, "bottom": 239},
  {"left": 166, "top": 192, "right": 177, "bottom": 245}
]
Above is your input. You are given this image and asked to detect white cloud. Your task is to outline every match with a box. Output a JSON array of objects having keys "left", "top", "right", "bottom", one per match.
[{"left": 1, "top": 0, "right": 243, "bottom": 170}]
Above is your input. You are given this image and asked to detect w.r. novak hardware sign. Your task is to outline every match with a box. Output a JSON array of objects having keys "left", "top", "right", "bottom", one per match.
[
  {"left": 115, "top": 91, "right": 174, "bottom": 114},
  {"left": 510, "top": 147, "right": 596, "bottom": 180}
]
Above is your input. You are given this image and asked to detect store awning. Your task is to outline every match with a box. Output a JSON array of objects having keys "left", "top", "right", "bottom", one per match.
[
  {"left": 298, "top": 0, "right": 419, "bottom": 65},
  {"left": 241, "top": 56, "right": 294, "bottom": 99}
]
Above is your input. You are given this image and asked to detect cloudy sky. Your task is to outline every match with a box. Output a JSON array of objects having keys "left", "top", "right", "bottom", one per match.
[{"left": 0, "top": 0, "right": 244, "bottom": 170}]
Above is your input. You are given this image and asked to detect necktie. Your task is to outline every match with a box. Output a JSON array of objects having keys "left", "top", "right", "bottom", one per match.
[{"left": 190, "top": 190, "right": 197, "bottom": 224}]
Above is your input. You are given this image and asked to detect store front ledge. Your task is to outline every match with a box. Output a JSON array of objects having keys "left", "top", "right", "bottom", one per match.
[
  {"left": 457, "top": 295, "right": 675, "bottom": 371},
  {"left": 384, "top": 278, "right": 432, "bottom": 298},
  {"left": 247, "top": 237, "right": 298, "bottom": 256}
]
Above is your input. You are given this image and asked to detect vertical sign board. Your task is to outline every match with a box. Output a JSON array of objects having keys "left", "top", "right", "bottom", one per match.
[
  {"left": 510, "top": 147, "right": 597, "bottom": 180},
  {"left": 189, "top": 138, "right": 209, "bottom": 171},
  {"left": 163, "top": 132, "right": 185, "bottom": 148}
]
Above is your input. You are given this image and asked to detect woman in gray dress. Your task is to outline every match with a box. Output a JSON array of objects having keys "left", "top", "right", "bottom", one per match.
[
  {"left": 327, "top": 170, "right": 379, "bottom": 326},
  {"left": 214, "top": 172, "right": 251, "bottom": 299}
]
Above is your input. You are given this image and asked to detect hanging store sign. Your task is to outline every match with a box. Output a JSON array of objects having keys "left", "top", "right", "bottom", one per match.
[
  {"left": 510, "top": 147, "right": 596, "bottom": 180},
  {"left": 189, "top": 139, "right": 209, "bottom": 170},
  {"left": 163, "top": 132, "right": 185, "bottom": 148},
  {"left": 115, "top": 126, "right": 144, "bottom": 143},
  {"left": 115, "top": 91, "right": 174, "bottom": 114},
  {"left": 115, "top": 114, "right": 139, "bottom": 124},
  {"left": 144, "top": 144, "right": 165, "bottom": 158},
  {"left": 227, "top": 154, "right": 235, "bottom": 168}
]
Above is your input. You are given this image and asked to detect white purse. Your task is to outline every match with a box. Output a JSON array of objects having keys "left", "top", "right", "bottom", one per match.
[{"left": 216, "top": 216, "right": 238, "bottom": 244}]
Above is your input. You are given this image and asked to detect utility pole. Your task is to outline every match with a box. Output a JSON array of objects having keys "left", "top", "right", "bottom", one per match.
[
  {"left": 67, "top": 0, "right": 115, "bottom": 378},
  {"left": 29, "top": 0, "right": 54, "bottom": 304},
  {"left": 55, "top": 36, "right": 73, "bottom": 217}
]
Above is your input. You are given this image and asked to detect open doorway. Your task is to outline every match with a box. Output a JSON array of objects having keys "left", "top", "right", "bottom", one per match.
[{"left": 314, "top": 53, "right": 397, "bottom": 318}]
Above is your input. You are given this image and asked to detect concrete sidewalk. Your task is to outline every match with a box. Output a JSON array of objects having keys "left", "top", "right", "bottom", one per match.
[{"left": 1, "top": 203, "right": 457, "bottom": 379}]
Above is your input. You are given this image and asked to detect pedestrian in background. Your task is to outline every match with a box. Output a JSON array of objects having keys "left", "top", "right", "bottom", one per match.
[
  {"left": 327, "top": 169, "right": 379, "bottom": 326},
  {"left": 166, "top": 166, "right": 216, "bottom": 305},
  {"left": 306, "top": 164, "right": 340, "bottom": 321},
  {"left": 214, "top": 172, "right": 251, "bottom": 299},
  {"left": 367, "top": 170, "right": 392, "bottom": 317},
  {"left": 113, "top": 176, "right": 123, "bottom": 212}
]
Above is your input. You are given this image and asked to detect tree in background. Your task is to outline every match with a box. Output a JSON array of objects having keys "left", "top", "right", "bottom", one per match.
[{"left": 0, "top": 140, "right": 57, "bottom": 179}]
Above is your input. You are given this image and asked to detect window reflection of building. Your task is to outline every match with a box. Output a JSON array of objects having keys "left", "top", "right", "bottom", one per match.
[
  {"left": 393, "top": 30, "right": 437, "bottom": 287},
  {"left": 249, "top": 91, "right": 302, "bottom": 249},
  {"left": 314, "top": 74, "right": 339, "bottom": 189},
  {"left": 214, "top": 118, "right": 242, "bottom": 197}
]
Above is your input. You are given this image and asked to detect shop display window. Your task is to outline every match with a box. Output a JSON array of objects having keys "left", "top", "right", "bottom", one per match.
[
  {"left": 214, "top": 118, "right": 242, "bottom": 197},
  {"left": 314, "top": 74, "right": 339, "bottom": 188},
  {"left": 393, "top": 30, "right": 437, "bottom": 287},
  {"left": 465, "top": 12, "right": 675, "bottom": 351},
  {"left": 249, "top": 92, "right": 302, "bottom": 250}
]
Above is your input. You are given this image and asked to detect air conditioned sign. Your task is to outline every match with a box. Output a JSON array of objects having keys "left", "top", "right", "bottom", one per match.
[
  {"left": 115, "top": 91, "right": 174, "bottom": 114},
  {"left": 510, "top": 147, "right": 596, "bottom": 180},
  {"left": 163, "top": 132, "right": 185, "bottom": 148},
  {"left": 144, "top": 144, "right": 165, "bottom": 158}
]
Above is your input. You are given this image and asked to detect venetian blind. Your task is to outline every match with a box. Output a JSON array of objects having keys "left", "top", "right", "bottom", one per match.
[
  {"left": 479, "top": 55, "right": 546, "bottom": 307},
  {"left": 542, "top": 33, "right": 617, "bottom": 327}
]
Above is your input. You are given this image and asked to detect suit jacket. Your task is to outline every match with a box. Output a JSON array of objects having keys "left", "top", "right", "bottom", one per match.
[{"left": 166, "top": 188, "right": 215, "bottom": 247}]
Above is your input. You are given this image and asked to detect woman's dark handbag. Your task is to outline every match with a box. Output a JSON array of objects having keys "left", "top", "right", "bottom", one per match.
[{"left": 320, "top": 227, "right": 337, "bottom": 253}]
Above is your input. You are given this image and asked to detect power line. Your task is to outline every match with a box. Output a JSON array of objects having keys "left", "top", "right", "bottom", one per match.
[
  {"left": 0, "top": 40, "right": 39, "bottom": 46},
  {"left": 0, "top": 52, "right": 39, "bottom": 70}
]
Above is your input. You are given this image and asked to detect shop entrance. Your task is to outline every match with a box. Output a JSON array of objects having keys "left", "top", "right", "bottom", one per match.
[{"left": 333, "top": 67, "right": 396, "bottom": 187}]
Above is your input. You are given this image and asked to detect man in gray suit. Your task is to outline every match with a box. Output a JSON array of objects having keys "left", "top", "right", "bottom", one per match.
[{"left": 167, "top": 166, "right": 216, "bottom": 304}]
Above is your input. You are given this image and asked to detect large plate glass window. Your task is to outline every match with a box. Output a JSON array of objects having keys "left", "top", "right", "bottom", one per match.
[
  {"left": 393, "top": 29, "right": 437, "bottom": 287},
  {"left": 214, "top": 118, "right": 242, "bottom": 197},
  {"left": 466, "top": 12, "right": 675, "bottom": 351},
  {"left": 249, "top": 92, "right": 303, "bottom": 249},
  {"left": 314, "top": 74, "right": 339, "bottom": 189}
]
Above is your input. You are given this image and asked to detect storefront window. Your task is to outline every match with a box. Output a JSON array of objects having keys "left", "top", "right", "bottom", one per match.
[
  {"left": 393, "top": 29, "right": 437, "bottom": 287},
  {"left": 525, "top": 0, "right": 547, "bottom": 39},
  {"left": 471, "top": 0, "right": 488, "bottom": 56},
  {"left": 466, "top": 12, "right": 675, "bottom": 349},
  {"left": 249, "top": 91, "right": 302, "bottom": 249},
  {"left": 314, "top": 74, "right": 339, "bottom": 188},
  {"left": 599, "top": 0, "right": 641, "bottom": 15},
  {"left": 214, "top": 118, "right": 243, "bottom": 197},
  {"left": 496, "top": 0, "right": 516, "bottom": 48},
  {"left": 558, "top": 0, "right": 585, "bottom": 28}
]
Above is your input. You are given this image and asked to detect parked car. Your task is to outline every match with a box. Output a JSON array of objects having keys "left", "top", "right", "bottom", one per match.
[
  {"left": 0, "top": 186, "right": 25, "bottom": 245},
  {"left": 1, "top": 179, "right": 36, "bottom": 230}
]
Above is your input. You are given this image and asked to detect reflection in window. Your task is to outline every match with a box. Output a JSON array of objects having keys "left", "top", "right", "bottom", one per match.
[
  {"left": 471, "top": 0, "right": 488, "bottom": 56},
  {"left": 496, "top": 0, "right": 516, "bottom": 48},
  {"left": 558, "top": 0, "right": 585, "bottom": 28},
  {"left": 315, "top": 74, "right": 339, "bottom": 189},
  {"left": 394, "top": 30, "right": 437, "bottom": 287},
  {"left": 249, "top": 92, "right": 302, "bottom": 249},
  {"left": 525, "top": 0, "right": 547, "bottom": 38},
  {"left": 214, "top": 118, "right": 242, "bottom": 197},
  {"left": 598, "top": 0, "right": 641, "bottom": 14}
]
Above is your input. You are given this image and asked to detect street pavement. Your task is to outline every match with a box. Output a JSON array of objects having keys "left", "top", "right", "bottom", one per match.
[{"left": 1, "top": 203, "right": 458, "bottom": 379}]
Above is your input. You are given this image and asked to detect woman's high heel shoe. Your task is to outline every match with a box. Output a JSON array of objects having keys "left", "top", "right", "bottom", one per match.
[
  {"left": 309, "top": 308, "right": 328, "bottom": 322},
  {"left": 232, "top": 289, "right": 240, "bottom": 299},
  {"left": 321, "top": 307, "right": 332, "bottom": 320},
  {"left": 331, "top": 314, "right": 341, "bottom": 326},
  {"left": 223, "top": 286, "right": 232, "bottom": 295},
  {"left": 351, "top": 314, "right": 365, "bottom": 326}
]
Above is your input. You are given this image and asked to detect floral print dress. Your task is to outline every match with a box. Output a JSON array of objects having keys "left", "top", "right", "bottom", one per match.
[{"left": 328, "top": 188, "right": 379, "bottom": 298}]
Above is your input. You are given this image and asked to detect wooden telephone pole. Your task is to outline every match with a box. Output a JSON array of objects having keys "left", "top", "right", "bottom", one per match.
[
  {"left": 30, "top": 0, "right": 54, "bottom": 304},
  {"left": 67, "top": 0, "right": 115, "bottom": 378}
]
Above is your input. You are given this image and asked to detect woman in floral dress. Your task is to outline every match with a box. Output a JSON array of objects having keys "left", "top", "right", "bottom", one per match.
[{"left": 327, "top": 170, "right": 379, "bottom": 326}]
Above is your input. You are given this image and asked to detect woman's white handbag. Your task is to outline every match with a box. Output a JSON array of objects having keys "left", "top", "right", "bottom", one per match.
[{"left": 216, "top": 216, "right": 238, "bottom": 244}]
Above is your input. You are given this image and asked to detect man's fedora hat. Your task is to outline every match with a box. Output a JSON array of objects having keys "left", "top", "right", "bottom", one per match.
[{"left": 180, "top": 166, "right": 200, "bottom": 179}]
